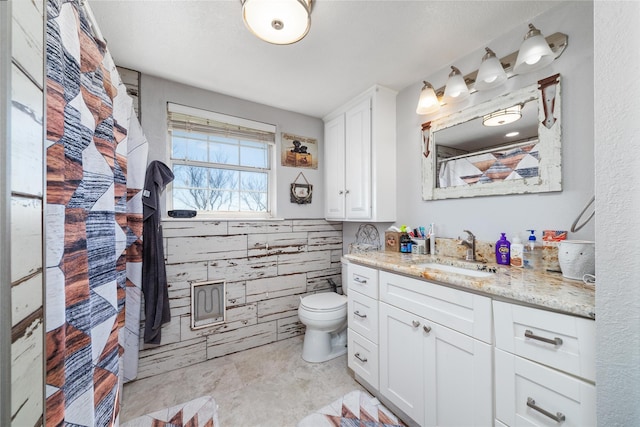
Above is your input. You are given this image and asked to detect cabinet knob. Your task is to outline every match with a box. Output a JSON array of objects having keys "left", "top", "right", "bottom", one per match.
[
  {"left": 338, "top": 190, "right": 344, "bottom": 195},
  {"left": 412, "top": 320, "right": 421, "bottom": 328},
  {"left": 423, "top": 325, "right": 432, "bottom": 333},
  {"left": 345, "top": 189, "right": 350, "bottom": 194}
]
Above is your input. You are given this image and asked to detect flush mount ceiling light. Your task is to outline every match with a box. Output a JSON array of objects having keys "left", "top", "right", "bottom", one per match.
[
  {"left": 475, "top": 48, "right": 507, "bottom": 91},
  {"left": 514, "top": 24, "right": 555, "bottom": 74},
  {"left": 483, "top": 105, "right": 522, "bottom": 127},
  {"left": 241, "top": 0, "right": 312, "bottom": 45},
  {"left": 416, "top": 81, "right": 440, "bottom": 115},
  {"left": 443, "top": 66, "right": 470, "bottom": 105}
]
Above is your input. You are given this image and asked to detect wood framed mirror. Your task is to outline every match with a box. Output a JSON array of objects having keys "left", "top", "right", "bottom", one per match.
[{"left": 422, "top": 74, "right": 562, "bottom": 200}]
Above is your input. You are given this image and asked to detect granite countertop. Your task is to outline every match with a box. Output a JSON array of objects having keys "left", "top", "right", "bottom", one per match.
[{"left": 343, "top": 251, "right": 595, "bottom": 320}]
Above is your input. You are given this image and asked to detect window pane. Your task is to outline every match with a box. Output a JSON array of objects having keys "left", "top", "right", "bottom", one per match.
[
  {"left": 188, "top": 139, "right": 208, "bottom": 162},
  {"left": 240, "top": 141, "right": 268, "bottom": 168},
  {"left": 240, "top": 171, "right": 267, "bottom": 191},
  {"left": 173, "top": 165, "right": 208, "bottom": 188},
  {"left": 240, "top": 192, "right": 267, "bottom": 212},
  {"left": 172, "top": 136, "right": 188, "bottom": 160},
  {"left": 208, "top": 168, "right": 238, "bottom": 191},
  {"left": 209, "top": 139, "right": 239, "bottom": 165}
]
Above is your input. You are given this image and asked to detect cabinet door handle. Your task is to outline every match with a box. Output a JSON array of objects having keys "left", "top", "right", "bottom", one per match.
[
  {"left": 354, "top": 310, "right": 367, "bottom": 319},
  {"left": 423, "top": 325, "right": 432, "bottom": 333},
  {"left": 354, "top": 352, "right": 368, "bottom": 363},
  {"left": 527, "top": 397, "right": 566, "bottom": 423},
  {"left": 345, "top": 189, "right": 350, "bottom": 194},
  {"left": 412, "top": 320, "right": 421, "bottom": 328},
  {"left": 338, "top": 190, "right": 344, "bottom": 195},
  {"left": 524, "top": 329, "right": 563, "bottom": 346},
  {"left": 354, "top": 277, "right": 367, "bottom": 284}
]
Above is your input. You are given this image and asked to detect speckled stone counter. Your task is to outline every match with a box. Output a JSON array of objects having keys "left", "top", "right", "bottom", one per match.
[{"left": 343, "top": 251, "right": 595, "bottom": 320}]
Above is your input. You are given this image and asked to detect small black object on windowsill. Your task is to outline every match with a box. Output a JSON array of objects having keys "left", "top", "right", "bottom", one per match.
[{"left": 168, "top": 210, "right": 197, "bottom": 218}]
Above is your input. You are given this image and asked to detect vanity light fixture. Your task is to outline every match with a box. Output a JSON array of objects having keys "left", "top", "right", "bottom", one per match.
[
  {"left": 514, "top": 24, "right": 555, "bottom": 74},
  {"left": 443, "top": 66, "right": 470, "bottom": 105},
  {"left": 241, "top": 0, "right": 312, "bottom": 45},
  {"left": 416, "top": 81, "right": 440, "bottom": 115},
  {"left": 482, "top": 105, "right": 522, "bottom": 127},
  {"left": 475, "top": 48, "right": 507, "bottom": 91}
]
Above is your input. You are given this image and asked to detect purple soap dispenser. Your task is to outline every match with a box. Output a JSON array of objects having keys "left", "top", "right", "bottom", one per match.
[{"left": 496, "top": 233, "right": 511, "bottom": 265}]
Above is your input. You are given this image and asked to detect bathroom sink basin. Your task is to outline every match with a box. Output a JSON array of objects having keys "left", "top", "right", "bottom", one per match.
[{"left": 414, "top": 263, "right": 494, "bottom": 278}]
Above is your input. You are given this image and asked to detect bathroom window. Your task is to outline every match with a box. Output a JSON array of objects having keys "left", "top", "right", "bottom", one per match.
[{"left": 167, "top": 103, "right": 276, "bottom": 218}]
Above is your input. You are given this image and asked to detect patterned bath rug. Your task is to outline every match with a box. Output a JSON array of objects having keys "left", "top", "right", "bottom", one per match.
[
  {"left": 120, "top": 395, "right": 218, "bottom": 427},
  {"left": 297, "top": 389, "right": 407, "bottom": 427}
]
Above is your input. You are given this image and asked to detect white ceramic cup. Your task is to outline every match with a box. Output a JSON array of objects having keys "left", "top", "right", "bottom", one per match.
[{"left": 558, "top": 240, "right": 595, "bottom": 281}]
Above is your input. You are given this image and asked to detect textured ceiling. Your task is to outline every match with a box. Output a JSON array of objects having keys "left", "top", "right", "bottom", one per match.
[{"left": 89, "top": 0, "right": 563, "bottom": 118}]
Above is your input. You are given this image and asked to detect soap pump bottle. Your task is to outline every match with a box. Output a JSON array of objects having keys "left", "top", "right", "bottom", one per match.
[
  {"left": 525, "top": 230, "right": 539, "bottom": 269},
  {"left": 495, "top": 233, "right": 510, "bottom": 265},
  {"left": 510, "top": 236, "right": 524, "bottom": 267}
]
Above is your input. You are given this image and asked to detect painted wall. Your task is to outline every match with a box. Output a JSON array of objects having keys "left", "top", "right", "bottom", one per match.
[
  {"left": 140, "top": 74, "right": 326, "bottom": 220},
  {"left": 345, "top": 1, "right": 594, "bottom": 247},
  {"left": 594, "top": 2, "right": 640, "bottom": 424}
]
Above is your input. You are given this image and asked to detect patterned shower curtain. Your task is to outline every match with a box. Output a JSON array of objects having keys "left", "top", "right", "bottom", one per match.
[{"left": 45, "top": 0, "right": 147, "bottom": 425}]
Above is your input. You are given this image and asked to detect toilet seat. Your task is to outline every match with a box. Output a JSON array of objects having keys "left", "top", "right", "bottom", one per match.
[{"left": 300, "top": 293, "right": 347, "bottom": 312}]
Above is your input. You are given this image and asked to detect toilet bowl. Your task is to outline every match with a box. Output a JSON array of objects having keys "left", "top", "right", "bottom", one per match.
[{"left": 298, "top": 292, "right": 348, "bottom": 363}]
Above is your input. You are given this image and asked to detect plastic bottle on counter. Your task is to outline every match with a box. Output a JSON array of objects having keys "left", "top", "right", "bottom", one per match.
[
  {"left": 524, "top": 230, "right": 540, "bottom": 269},
  {"left": 510, "top": 236, "right": 524, "bottom": 268},
  {"left": 495, "top": 233, "right": 511, "bottom": 265},
  {"left": 400, "top": 233, "right": 413, "bottom": 253}
]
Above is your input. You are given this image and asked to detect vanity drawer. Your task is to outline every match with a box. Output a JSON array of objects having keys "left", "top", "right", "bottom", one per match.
[
  {"left": 493, "top": 301, "right": 595, "bottom": 382},
  {"left": 346, "top": 263, "right": 378, "bottom": 299},
  {"left": 379, "top": 271, "right": 492, "bottom": 343},
  {"left": 495, "top": 349, "right": 595, "bottom": 427},
  {"left": 348, "top": 291, "right": 378, "bottom": 343},
  {"left": 348, "top": 329, "right": 379, "bottom": 389}
]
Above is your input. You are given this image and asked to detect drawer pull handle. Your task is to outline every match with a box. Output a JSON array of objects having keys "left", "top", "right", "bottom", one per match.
[
  {"left": 423, "top": 325, "right": 432, "bottom": 333},
  {"left": 527, "top": 397, "right": 566, "bottom": 423},
  {"left": 525, "top": 329, "right": 563, "bottom": 346},
  {"left": 354, "top": 277, "right": 367, "bottom": 284},
  {"left": 412, "top": 320, "right": 421, "bottom": 328},
  {"left": 354, "top": 352, "right": 368, "bottom": 363},
  {"left": 354, "top": 310, "right": 367, "bottom": 319}
]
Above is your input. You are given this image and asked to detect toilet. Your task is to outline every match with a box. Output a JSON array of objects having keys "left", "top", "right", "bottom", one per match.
[{"left": 298, "top": 290, "right": 348, "bottom": 363}]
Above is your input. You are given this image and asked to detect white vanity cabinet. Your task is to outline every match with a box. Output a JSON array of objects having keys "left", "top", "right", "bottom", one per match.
[
  {"left": 323, "top": 85, "right": 396, "bottom": 221},
  {"left": 378, "top": 271, "right": 493, "bottom": 427},
  {"left": 346, "top": 263, "right": 380, "bottom": 389},
  {"left": 493, "top": 301, "right": 596, "bottom": 427}
]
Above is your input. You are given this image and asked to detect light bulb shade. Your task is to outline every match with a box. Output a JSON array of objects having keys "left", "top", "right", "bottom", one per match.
[
  {"left": 242, "top": 0, "right": 312, "bottom": 45},
  {"left": 514, "top": 24, "right": 554, "bottom": 74},
  {"left": 443, "top": 66, "right": 469, "bottom": 104},
  {"left": 475, "top": 48, "right": 507, "bottom": 91},
  {"left": 482, "top": 105, "right": 522, "bottom": 127},
  {"left": 416, "top": 81, "right": 439, "bottom": 115}
]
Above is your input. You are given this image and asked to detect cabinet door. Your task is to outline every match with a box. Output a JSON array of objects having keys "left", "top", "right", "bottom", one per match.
[
  {"left": 324, "top": 114, "right": 345, "bottom": 219},
  {"left": 344, "top": 97, "right": 371, "bottom": 219},
  {"left": 379, "top": 302, "right": 425, "bottom": 426},
  {"left": 424, "top": 321, "right": 493, "bottom": 427}
]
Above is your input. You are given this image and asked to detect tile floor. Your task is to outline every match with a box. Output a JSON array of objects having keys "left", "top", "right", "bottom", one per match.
[{"left": 120, "top": 336, "right": 365, "bottom": 426}]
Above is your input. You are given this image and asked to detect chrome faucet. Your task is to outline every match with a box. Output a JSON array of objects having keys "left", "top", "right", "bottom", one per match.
[{"left": 459, "top": 229, "right": 476, "bottom": 261}]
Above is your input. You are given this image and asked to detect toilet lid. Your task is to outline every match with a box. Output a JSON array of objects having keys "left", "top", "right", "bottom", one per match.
[{"left": 301, "top": 293, "right": 347, "bottom": 311}]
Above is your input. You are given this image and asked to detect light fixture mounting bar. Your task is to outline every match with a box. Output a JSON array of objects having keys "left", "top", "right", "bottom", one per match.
[{"left": 434, "top": 32, "right": 568, "bottom": 97}]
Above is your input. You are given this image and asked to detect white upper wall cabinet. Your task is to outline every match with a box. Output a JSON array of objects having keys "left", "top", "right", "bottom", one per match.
[{"left": 323, "top": 85, "right": 397, "bottom": 222}]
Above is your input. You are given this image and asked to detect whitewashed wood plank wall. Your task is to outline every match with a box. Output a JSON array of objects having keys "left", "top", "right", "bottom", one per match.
[
  {"left": 10, "top": 0, "right": 45, "bottom": 425},
  {"left": 136, "top": 219, "right": 343, "bottom": 379}
]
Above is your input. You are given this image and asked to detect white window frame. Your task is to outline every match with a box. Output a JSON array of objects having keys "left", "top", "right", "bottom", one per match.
[{"left": 166, "top": 103, "right": 278, "bottom": 219}]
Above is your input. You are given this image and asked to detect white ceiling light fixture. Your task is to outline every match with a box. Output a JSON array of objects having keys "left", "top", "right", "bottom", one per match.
[
  {"left": 443, "top": 66, "right": 470, "bottom": 105},
  {"left": 475, "top": 47, "right": 507, "bottom": 91},
  {"left": 514, "top": 24, "right": 555, "bottom": 74},
  {"left": 241, "top": 0, "right": 312, "bottom": 45},
  {"left": 483, "top": 105, "right": 522, "bottom": 127},
  {"left": 416, "top": 81, "right": 440, "bottom": 115}
]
